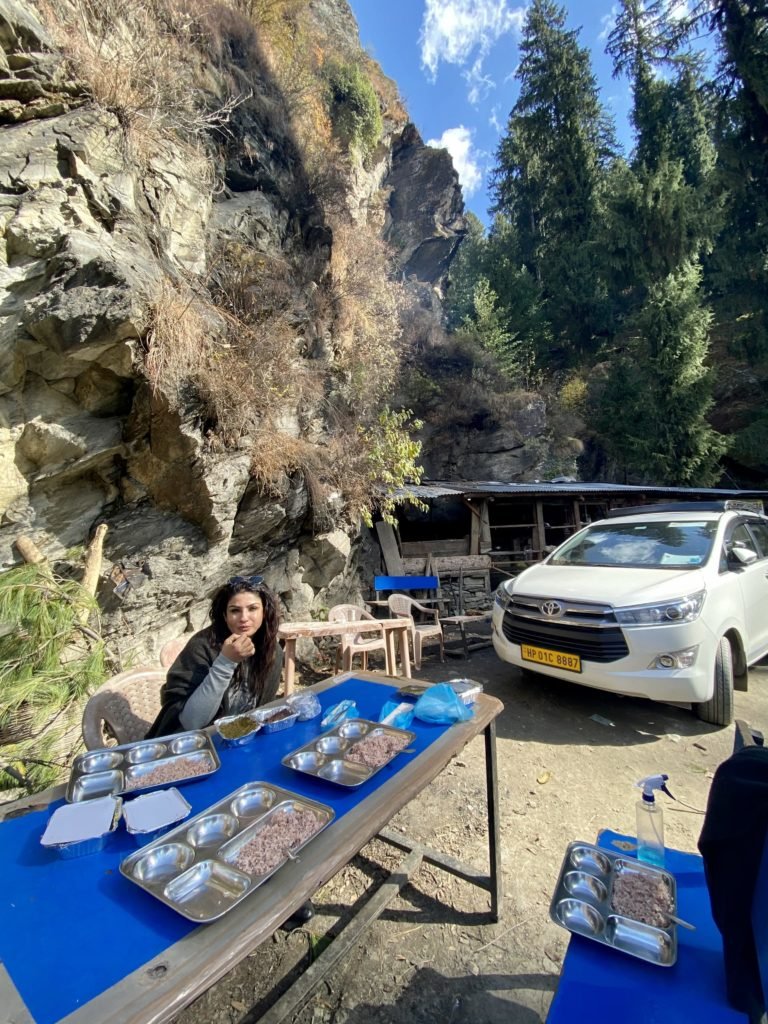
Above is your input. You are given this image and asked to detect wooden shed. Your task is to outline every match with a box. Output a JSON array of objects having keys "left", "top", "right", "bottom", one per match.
[{"left": 374, "top": 480, "right": 768, "bottom": 608}]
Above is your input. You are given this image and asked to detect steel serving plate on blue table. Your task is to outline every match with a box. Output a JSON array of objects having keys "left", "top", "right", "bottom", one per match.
[
  {"left": 282, "top": 718, "right": 416, "bottom": 788},
  {"left": 549, "top": 841, "right": 678, "bottom": 966},
  {"left": 66, "top": 731, "right": 220, "bottom": 802},
  {"left": 120, "top": 782, "right": 334, "bottom": 922}
]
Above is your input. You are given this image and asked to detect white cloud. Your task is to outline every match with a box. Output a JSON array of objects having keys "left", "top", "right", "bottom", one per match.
[
  {"left": 463, "top": 58, "right": 496, "bottom": 105},
  {"left": 598, "top": 4, "right": 619, "bottom": 42},
  {"left": 489, "top": 104, "right": 504, "bottom": 133},
  {"left": 420, "top": 0, "right": 525, "bottom": 81},
  {"left": 427, "top": 125, "right": 483, "bottom": 196},
  {"left": 669, "top": 0, "right": 691, "bottom": 20}
]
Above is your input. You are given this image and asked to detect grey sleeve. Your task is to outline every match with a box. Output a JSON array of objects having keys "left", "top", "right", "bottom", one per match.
[{"left": 178, "top": 653, "right": 238, "bottom": 730}]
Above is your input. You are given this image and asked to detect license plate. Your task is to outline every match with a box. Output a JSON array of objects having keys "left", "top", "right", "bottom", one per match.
[{"left": 521, "top": 644, "right": 581, "bottom": 673}]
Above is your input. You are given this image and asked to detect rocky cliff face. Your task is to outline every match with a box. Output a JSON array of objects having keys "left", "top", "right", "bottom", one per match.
[{"left": 0, "top": 0, "right": 470, "bottom": 665}]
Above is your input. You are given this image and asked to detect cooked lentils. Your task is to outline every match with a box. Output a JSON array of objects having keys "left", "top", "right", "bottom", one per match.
[
  {"left": 233, "top": 807, "right": 322, "bottom": 875},
  {"left": 611, "top": 871, "right": 673, "bottom": 927},
  {"left": 346, "top": 731, "right": 409, "bottom": 769},
  {"left": 218, "top": 716, "right": 259, "bottom": 739},
  {"left": 125, "top": 756, "right": 212, "bottom": 790}
]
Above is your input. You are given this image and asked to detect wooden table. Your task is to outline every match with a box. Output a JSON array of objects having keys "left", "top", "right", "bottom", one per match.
[
  {"left": 0, "top": 671, "right": 502, "bottom": 1024},
  {"left": 278, "top": 618, "right": 411, "bottom": 695}
]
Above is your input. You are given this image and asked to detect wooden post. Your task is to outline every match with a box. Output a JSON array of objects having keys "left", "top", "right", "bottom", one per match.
[
  {"left": 467, "top": 500, "right": 481, "bottom": 555},
  {"left": 534, "top": 501, "right": 546, "bottom": 557},
  {"left": 14, "top": 535, "right": 46, "bottom": 564},
  {"left": 82, "top": 524, "right": 108, "bottom": 598}
]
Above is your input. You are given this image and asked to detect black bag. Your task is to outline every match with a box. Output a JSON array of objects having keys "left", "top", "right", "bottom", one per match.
[{"left": 698, "top": 742, "right": 768, "bottom": 1020}]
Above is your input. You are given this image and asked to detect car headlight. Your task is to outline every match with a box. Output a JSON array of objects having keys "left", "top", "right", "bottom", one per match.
[
  {"left": 494, "top": 581, "right": 513, "bottom": 610},
  {"left": 614, "top": 590, "right": 705, "bottom": 625}
]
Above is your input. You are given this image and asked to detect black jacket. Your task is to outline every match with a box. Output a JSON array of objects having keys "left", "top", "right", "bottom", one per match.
[
  {"left": 145, "top": 629, "right": 282, "bottom": 739},
  {"left": 698, "top": 744, "right": 768, "bottom": 1019}
]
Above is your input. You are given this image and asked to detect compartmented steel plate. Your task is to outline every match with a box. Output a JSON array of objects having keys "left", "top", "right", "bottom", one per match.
[
  {"left": 66, "top": 731, "right": 220, "bottom": 802},
  {"left": 282, "top": 718, "right": 416, "bottom": 787},
  {"left": 120, "top": 782, "right": 334, "bottom": 922},
  {"left": 549, "top": 841, "right": 679, "bottom": 966}
]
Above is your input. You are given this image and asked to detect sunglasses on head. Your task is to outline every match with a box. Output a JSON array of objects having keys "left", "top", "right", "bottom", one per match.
[{"left": 228, "top": 575, "right": 264, "bottom": 588}]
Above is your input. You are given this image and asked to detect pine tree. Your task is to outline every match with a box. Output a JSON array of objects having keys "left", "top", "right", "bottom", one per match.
[
  {"left": 696, "top": 0, "right": 768, "bottom": 359},
  {"left": 596, "top": 261, "right": 726, "bottom": 483},
  {"left": 445, "top": 212, "right": 488, "bottom": 330},
  {"left": 490, "top": 0, "right": 616, "bottom": 363},
  {"left": 594, "top": 0, "right": 726, "bottom": 484}
]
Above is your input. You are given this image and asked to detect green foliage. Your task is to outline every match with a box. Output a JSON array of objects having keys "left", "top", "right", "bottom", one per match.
[
  {"left": 731, "top": 416, "right": 768, "bottom": 474},
  {"left": 698, "top": 0, "right": 768, "bottom": 363},
  {"left": 588, "top": 8, "right": 727, "bottom": 485},
  {"left": 358, "top": 408, "right": 426, "bottom": 526},
  {"left": 593, "top": 261, "right": 728, "bottom": 484},
  {"left": 445, "top": 212, "right": 488, "bottom": 329},
  {"left": 490, "top": 0, "right": 617, "bottom": 362},
  {"left": 559, "top": 373, "right": 589, "bottom": 414},
  {"left": 0, "top": 563, "right": 108, "bottom": 793},
  {"left": 325, "top": 60, "right": 383, "bottom": 159},
  {"left": 458, "top": 278, "right": 539, "bottom": 387}
]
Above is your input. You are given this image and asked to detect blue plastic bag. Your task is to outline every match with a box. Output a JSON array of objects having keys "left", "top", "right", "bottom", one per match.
[
  {"left": 321, "top": 699, "right": 358, "bottom": 729},
  {"left": 378, "top": 699, "right": 415, "bottom": 730},
  {"left": 413, "top": 683, "right": 473, "bottom": 724}
]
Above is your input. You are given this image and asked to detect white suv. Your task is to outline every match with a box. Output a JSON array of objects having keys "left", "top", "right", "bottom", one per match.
[{"left": 492, "top": 502, "right": 768, "bottom": 725}]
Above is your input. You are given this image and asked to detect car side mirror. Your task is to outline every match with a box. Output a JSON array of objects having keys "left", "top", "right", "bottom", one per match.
[{"left": 729, "top": 546, "right": 758, "bottom": 567}]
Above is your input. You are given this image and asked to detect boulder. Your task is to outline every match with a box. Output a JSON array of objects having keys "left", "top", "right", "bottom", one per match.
[
  {"left": 384, "top": 123, "right": 466, "bottom": 291},
  {"left": 300, "top": 529, "right": 352, "bottom": 590}
]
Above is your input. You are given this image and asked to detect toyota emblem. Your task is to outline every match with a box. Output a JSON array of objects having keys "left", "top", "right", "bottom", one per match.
[{"left": 540, "top": 600, "right": 563, "bottom": 617}]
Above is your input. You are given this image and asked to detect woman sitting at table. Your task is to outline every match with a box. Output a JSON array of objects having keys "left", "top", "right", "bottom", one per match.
[{"left": 146, "top": 575, "right": 282, "bottom": 739}]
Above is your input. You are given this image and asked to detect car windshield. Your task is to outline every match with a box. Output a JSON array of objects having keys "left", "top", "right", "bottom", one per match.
[{"left": 549, "top": 519, "right": 718, "bottom": 569}]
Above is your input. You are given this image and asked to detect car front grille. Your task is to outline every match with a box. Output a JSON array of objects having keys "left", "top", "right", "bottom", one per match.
[{"left": 501, "top": 595, "right": 630, "bottom": 663}]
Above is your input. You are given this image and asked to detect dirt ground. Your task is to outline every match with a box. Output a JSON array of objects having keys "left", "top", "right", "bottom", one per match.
[{"left": 173, "top": 629, "right": 768, "bottom": 1024}]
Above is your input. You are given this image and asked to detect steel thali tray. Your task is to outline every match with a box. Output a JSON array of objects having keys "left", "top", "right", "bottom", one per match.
[
  {"left": 120, "top": 782, "right": 334, "bottom": 922},
  {"left": 66, "top": 731, "right": 220, "bottom": 803},
  {"left": 550, "top": 841, "right": 679, "bottom": 966},
  {"left": 282, "top": 718, "right": 416, "bottom": 787}
]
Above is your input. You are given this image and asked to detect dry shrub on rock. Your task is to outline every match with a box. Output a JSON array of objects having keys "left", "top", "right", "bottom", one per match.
[{"left": 324, "top": 219, "right": 405, "bottom": 419}]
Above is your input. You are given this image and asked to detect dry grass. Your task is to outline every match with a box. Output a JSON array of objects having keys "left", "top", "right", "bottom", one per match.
[
  {"left": 361, "top": 53, "right": 407, "bottom": 126},
  {"left": 34, "top": 0, "right": 247, "bottom": 164},
  {"left": 324, "top": 219, "right": 405, "bottom": 419},
  {"left": 143, "top": 274, "right": 304, "bottom": 450}
]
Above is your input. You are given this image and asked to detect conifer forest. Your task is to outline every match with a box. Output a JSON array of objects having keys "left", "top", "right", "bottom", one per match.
[{"left": 444, "top": 0, "right": 767, "bottom": 488}]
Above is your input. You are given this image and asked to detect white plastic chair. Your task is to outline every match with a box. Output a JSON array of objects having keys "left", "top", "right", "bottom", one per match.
[
  {"left": 328, "top": 604, "right": 388, "bottom": 672},
  {"left": 159, "top": 636, "right": 188, "bottom": 668},
  {"left": 387, "top": 594, "right": 444, "bottom": 670},
  {"left": 81, "top": 668, "right": 165, "bottom": 749}
]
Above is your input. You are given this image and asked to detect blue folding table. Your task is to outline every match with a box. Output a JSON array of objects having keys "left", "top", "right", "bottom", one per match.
[
  {"left": 0, "top": 671, "right": 502, "bottom": 1024},
  {"left": 547, "top": 831, "right": 745, "bottom": 1024}
]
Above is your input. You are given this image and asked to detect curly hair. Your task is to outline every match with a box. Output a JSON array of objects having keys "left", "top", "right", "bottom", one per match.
[{"left": 208, "top": 578, "right": 281, "bottom": 703}]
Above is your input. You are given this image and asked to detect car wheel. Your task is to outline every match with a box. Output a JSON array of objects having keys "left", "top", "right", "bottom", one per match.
[{"left": 696, "top": 636, "right": 734, "bottom": 727}]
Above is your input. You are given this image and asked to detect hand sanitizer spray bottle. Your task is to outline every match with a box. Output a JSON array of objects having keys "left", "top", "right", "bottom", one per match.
[{"left": 635, "top": 774, "right": 674, "bottom": 867}]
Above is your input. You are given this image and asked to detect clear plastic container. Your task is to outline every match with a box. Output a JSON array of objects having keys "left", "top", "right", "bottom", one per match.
[{"left": 636, "top": 798, "right": 665, "bottom": 867}]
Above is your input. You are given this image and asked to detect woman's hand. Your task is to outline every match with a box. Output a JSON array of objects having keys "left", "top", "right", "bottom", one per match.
[{"left": 222, "top": 633, "right": 255, "bottom": 663}]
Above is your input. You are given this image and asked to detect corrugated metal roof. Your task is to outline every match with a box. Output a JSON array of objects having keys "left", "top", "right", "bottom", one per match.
[
  {"left": 399, "top": 480, "right": 768, "bottom": 499},
  {"left": 397, "top": 484, "right": 462, "bottom": 499}
]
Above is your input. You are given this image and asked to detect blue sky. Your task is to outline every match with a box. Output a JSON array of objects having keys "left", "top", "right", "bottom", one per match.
[{"left": 348, "top": 0, "right": 645, "bottom": 225}]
